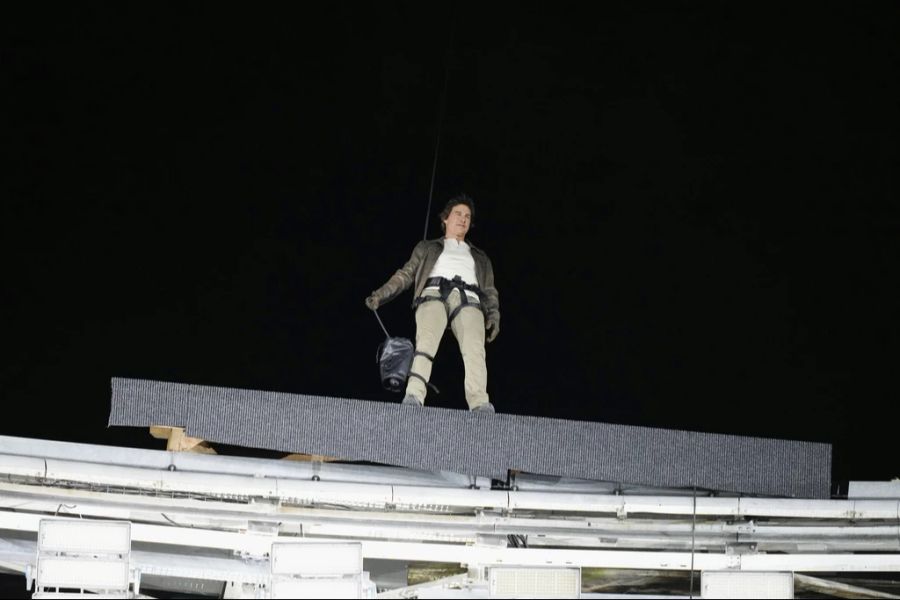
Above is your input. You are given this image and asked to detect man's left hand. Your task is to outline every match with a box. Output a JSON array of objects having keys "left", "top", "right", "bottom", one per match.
[{"left": 486, "top": 317, "right": 499, "bottom": 343}]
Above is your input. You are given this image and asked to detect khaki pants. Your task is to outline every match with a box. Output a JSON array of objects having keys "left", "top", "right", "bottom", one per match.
[{"left": 405, "top": 288, "right": 489, "bottom": 409}]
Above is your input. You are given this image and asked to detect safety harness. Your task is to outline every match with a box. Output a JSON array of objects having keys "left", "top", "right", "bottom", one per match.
[
  {"left": 413, "top": 275, "right": 485, "bottom": 324},
  {"left": 404, "top": 275, "right": 485, "bottom": 395}
]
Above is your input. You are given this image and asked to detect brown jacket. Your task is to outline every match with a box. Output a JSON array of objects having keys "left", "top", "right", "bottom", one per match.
[{"left": 371, "top": 237, "right": 500, "bottom": 325}]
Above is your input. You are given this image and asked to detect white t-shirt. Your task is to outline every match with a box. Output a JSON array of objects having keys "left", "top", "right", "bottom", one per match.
[{"left": 426, "top": 238, "right": 480, "bottom": 302}]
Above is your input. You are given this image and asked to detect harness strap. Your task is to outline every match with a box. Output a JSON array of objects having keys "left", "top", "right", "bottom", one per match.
[
  {"left": 447, "top": 290, "right": 469, "bottom": 323},
  {"left": 408, "top": 371, "right": 440, "bottom": 395},
  {"left": 414, "top": 350, "right": 435, "bottom": 362},
  {"left": 408, "top": 371, "right": 428, "bottom": 386},
  {"left": 416, "top": 276, "right": 485, "bottom": 325},
  {"left": 425, "top": 275, "right": 483, "bottom": 299}
]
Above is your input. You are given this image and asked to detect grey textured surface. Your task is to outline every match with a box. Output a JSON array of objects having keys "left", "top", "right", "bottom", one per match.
[{"left": 109, "top": 378, "right": 832, "bottom": 498}]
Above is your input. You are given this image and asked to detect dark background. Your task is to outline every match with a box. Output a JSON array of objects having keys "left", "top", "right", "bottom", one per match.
[{"left": 2, "top": 3, "right": 898, "bottom": 492}]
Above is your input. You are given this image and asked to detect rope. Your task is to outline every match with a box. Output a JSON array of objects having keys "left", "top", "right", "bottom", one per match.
[
  {"left": 423, "top": 8, "right": 455, "bottom": 240},
  {"left": 375, "top": 8, "right": 456, "bottom": 358}
]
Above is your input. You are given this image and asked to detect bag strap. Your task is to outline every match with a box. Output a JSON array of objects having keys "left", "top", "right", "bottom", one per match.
[{"left": 373, "top": 308, "right": 390, "bottom": 338}]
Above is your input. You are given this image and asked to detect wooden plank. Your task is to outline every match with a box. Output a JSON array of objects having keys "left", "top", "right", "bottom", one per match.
[
  {"left": 148, "top": 426, "right": 216, "bottom": 454},
  {"left": 150, "top": 426, "right": 337, "bottom": 460},
  {"left": 149, "top": 426, "right": 175, "bottom": 440}
]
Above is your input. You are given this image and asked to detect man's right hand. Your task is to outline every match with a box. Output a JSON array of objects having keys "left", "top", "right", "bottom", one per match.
[{"left": 365, "top": 295, "right": 380, "bottom": 311}]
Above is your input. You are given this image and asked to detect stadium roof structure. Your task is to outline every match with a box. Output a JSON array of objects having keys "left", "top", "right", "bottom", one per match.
[{"left": 0, "top": 379, "right": 897, "bottom": 598}]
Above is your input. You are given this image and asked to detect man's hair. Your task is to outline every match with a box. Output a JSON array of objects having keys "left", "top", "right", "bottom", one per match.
[{"left": 439, "top": 193, "right": 475, "bottom": 231}]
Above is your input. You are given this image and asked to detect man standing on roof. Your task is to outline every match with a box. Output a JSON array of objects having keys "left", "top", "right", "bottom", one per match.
[{"left": 366, "top": 193, "right": 500, "bottom": 412}]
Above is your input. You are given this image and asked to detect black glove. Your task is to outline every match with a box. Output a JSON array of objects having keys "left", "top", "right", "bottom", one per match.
[
  {"left": 365, "top": 295, "right": 380, "bottom": 311},
  {"left": 486, "top": 317, "right": 499, "bottom": 343}
]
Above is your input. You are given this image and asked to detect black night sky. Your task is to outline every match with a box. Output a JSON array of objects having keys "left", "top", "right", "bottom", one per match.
[{"left": 2, "top": 4, "right": 898, "bottom": 490}]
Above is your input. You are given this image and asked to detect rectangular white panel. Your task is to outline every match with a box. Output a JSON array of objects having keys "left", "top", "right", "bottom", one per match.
[
  {"left": 33, "top": 595, "right": 129, "bottom": 599},
  {"left": 701, "top": 571, "right": 793, "bottom": 599},
  {"left": 270, "top": 576, "right": 361, "bottom": 599},
  {"left": 489, "top": 567, "right": 581, "bottom": 598},
  {"left": 37, "top": 557, "right": 129, "bottom": 589},
  {"left": 848, "top": 481, "right": 900, "bottom": 498},
  {"left": 271, "top": 542, "right": 362, "bottom": 576},
  {"left": 38, "top": 519, "right": 130, "bottom": 554}
]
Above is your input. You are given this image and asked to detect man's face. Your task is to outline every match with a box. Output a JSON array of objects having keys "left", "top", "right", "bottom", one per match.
[{"left": 443, "top": 204, "right": 471, "bottom": 240}]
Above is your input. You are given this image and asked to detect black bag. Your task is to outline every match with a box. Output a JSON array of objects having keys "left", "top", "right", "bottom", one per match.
[{"left": 377, "top": 336, "right": 415, "bottom": 393}]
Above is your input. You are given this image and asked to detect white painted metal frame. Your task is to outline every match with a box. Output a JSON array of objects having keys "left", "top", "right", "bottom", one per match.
[
  {"left": 3, "top": 451, "right": 899, "bottom": 519},
  {"left": 1, "top": 434, "right": 899, "bottom": 598},
  {"left": 2, "top": 482, "right": 898, "bottom": 553}
]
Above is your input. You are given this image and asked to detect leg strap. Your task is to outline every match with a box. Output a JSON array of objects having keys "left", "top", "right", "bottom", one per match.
[
  {"left": 409, "top": 371, "right": 440, "bottom": 395},
  {"left": 447, "top": 293, "right": 485, "bottom": 324},
  {"left": 447, "top": 291, "right": 469, "bottom": 324}
]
